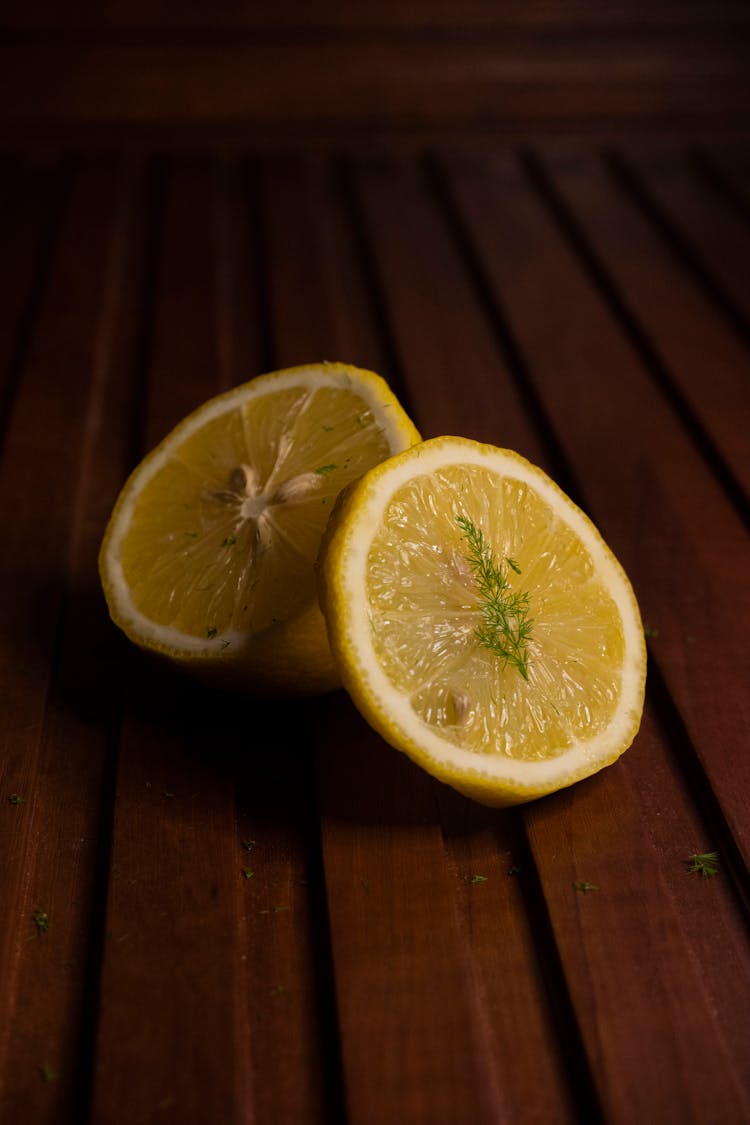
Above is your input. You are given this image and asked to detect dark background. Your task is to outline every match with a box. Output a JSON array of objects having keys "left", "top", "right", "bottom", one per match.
[{"left": 1, "top": 0, "right": 749, "bottom": 145}]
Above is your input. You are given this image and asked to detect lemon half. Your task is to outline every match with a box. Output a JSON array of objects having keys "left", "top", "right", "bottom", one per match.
[
  {"left": 319, "top": 436, "right": 646, "bottom": 804},
  {"left": 99, "top": 363, "right": 421, "bottom": 694}
]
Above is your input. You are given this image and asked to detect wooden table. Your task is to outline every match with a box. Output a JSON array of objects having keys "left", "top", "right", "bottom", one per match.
[{"left": 1, "top": 143, "right": 749, "bottom": 1124}]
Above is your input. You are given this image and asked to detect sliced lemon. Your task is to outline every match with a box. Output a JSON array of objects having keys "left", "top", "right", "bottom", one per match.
[
  {"left": 319, "top": 436, "right": 646, "bottom": 804},
  {"left": 99, "top": 363, "right": 421, "bottom": 694}
]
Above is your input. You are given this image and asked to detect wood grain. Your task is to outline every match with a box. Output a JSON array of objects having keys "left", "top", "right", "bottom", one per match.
[
  {"left": 439, "top": 150, "right": 750, "bottom": 869},
  {"left": 0, "top": 158, "right": 127, "bottom": 1123},
  {"left": 0, "top": 140, "right": 749, "bottom": 1123},
  {"left": 618, "top": 147, "right": 750, "bottom": 334},
  {"left": 2, "top": 0, "right": 749, "bottom": 34},
  {"left": 538, "top": 145, "right": 750, "bottom": 505},
  {"left": 2, "top": 0, "right": 748, "bottom": 152},
  {"left": 355, "top": 151, "right": 750, "bottom": 1120}
]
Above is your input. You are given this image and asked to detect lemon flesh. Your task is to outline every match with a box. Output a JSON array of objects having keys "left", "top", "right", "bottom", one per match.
[
  {"left": 100, "top": 363, "right": 421, "bottom": 694},
  {"left": 320, "top": 437, "right": 646, "bottom": 804}
]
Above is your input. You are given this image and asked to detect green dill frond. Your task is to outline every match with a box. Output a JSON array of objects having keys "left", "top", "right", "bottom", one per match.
[
  {"left": 457, "top": 515, "right": 533, "bottom": 680},
  {"left": 686, "top": 851, "right": 719, "bottom": 878}
]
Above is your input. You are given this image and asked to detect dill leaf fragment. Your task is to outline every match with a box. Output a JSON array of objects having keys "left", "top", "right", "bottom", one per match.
[
  {"left": 686, "top": 851, "right": 719, "bottom": 878},
  {"left": 33, "top": 910, "right": 49, "bottom": 933}
]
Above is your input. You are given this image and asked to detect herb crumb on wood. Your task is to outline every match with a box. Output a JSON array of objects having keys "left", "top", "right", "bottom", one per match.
[{"left": 686, "top": 851, "right": 719, "bottom": 878}]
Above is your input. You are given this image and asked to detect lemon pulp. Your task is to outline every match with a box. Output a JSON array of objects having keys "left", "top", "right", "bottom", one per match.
[
  {"left": 367, "top": 463, "right": 625, "bottom": 761},
  {"left": 119, "top": 384, "right": 393, "bottom": 645}
]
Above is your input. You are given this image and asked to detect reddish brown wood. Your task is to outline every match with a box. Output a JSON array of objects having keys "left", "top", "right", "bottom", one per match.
[
  {"left": 314, "top": 699, "right": 506, "bottom": 1124},
  {"left": 86, "top": 157, "right": 331, "bottom": 1125},
  {"left": 0, "top": 157, "right": 130, "bottom": 1122},
  {"left": 1, "top": 41, "right": 749, "bottom": 137},
  {"left": 0, "top": 155, "right": 60, "bottom": 437},
  {"left": 702, "top": 146, "right": 750, "bottom": 215},
  {"left": 260, "top": 156, "right": 386, "bottom": 373},
  {"left": 351, "top": 157, "right": 547, "bottom": 456},
  {"left": 435, "top": 787, "right": 581, "bottom": 1124},
  {"left": 618, "top": 146, "right": 750, "bottom": 330},
  {"left": 211, "top": 157, "right": 269, "bottom": 391},
  {"left": 3, "top": 0, "right": 749, "bottom": 34},
  {"left": 356, "top": 152, "right": 750, "bottom": 1119},
  {"left": 1, "top": 141, "right": 750, "bottom": 1124},
  {"left": 440, "top": 149, "right": 750, "bottom": 869},
  {"left": 538, "top": 145, "right": 750, "bottom": 501},
  {"left": 524, "top": 732, "right": 750, "bottom": 1123},
  {"left": 261, "top": 155, "right": 539, "bottom": 1123}
]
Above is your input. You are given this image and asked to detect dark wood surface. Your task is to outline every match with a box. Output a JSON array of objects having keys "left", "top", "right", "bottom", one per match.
[
  {"left": 0, "top": 8, "right": 749, "bottom": 1119},
  {"left": 2, "top": 0, "right": 750, "bottom": 143},
  {"left": 0, "top": 140, "right": 749, "bottom": 1125}
]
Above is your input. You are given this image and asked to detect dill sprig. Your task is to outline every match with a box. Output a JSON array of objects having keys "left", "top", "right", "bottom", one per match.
[
  {"left": 686, "top": 851, "right": 719, "bottom": 878},
  {"left": 457, "top": 515, "right": 533, "bottom": 681}
]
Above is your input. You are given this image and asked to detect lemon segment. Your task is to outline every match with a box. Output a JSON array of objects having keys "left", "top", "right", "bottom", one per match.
[
  {"left": 319, "top": 437, "right": 646, "bottom": 804},
  {"left": 99, "top": 363, "right": 421, "bottom": 694}
]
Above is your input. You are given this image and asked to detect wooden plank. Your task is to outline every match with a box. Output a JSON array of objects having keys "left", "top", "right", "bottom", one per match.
[
  {"left": 440, "top": 150, "right": 750, "bottom": 868},
  {"left": 314, "top": 700, "right": 510, "bottom": 1124},
  {"left": 540, "top": 146, "right": 750, "bottom": 503},
  {"left": 260, "top": 154, "right": 581, "bottom": 1123},
  {"left": 617, "top": 146, "right": 750, "bottom": 332},
  {"left": 0, "top": 155, "right": 61, "bottom": 443},
  {"left": 259, "top": 156, "right": 386, "bottom": 373},
  {"left": 695, "top": 146, "right": 750, "bottom": 238},
  {"left": 524, "top": 714, "right": 750, "bottom": 1123},
  {"left": 3, "top": 0, "right": 750, "bottom": 34},
  {"left": 2, "top": 139, "right": 749, "bottom": 1125},
  {"left": 327, "top": 161, "right": 582, "bottom": 1119},
  {"left": 212, "top": 157, "right": 271, "bottom": 390},
  {"left": 259, "top": 155, "right": 502, "bottom": 1123},
  {"left": 355, "top": 154, "right": 750, "bottom": 1121},
  {"left": 88, "top": 157, "right": 331, "bottom": 1125},
  {"left": 0, "top": 157, "right": 130, "bottom": 1123},
  {"left": 232, "top": 702, "right": 341, "bottom": 1125},
  {"left": 350, "top": 157, "right": 548, "bottom": 455},
  {"left": 0, "top": 41, "right": 748, "bottom": 133},
  {"left": 434, "top": 786, "right": 595, "bottom": 1123}
]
